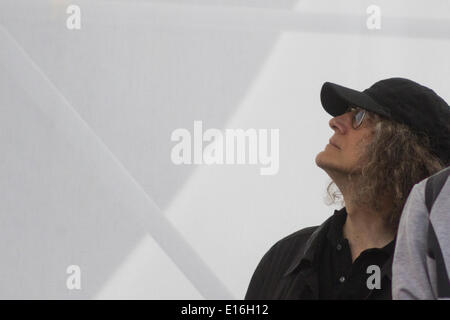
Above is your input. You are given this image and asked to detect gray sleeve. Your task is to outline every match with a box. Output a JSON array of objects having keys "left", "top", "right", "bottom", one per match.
[{"left": 392, "top": 181, "right": 435, "bottom": 300}]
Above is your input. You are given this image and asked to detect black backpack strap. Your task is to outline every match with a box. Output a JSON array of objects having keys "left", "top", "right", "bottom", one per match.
[
  {"left": 425, "top": 167, "right": 450, "bottom": 298},
  {"left": 425, "top": 167, "right": 450, "bottom": 212}
]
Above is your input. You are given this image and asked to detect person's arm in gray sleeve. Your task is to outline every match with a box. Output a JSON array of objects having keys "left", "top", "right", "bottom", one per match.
[{"left": 392, "top": 181, "right": 436, "bottom": 299}]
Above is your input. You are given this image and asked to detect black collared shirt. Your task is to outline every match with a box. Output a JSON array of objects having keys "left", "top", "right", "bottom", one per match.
[
  {"left": 245, "top": 207, "right": 395, "bottom": 300},
  {"left": 318, "top": 208, "right": 395, "bottom": 299}
]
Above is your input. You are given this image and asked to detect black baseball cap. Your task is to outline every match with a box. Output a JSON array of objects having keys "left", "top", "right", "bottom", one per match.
[{"left": 320, "top": 77, "right": 450, "bottom": 165}]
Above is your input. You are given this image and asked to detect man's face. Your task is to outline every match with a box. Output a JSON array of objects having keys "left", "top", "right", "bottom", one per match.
[{"left": 315, "top": 109, "right": 374, "bottom": 176}]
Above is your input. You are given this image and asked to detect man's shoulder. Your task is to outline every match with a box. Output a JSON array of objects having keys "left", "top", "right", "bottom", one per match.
[
  {"left": 245, "top": 224, "right": 321, "bottom": 299},
  {"left": 267, "top": 225, "right": 320, "bottom": 256},
  {"left": 278, "top": 226, "right": 320, "bottom": 245},
  {"left": 269, "top": 210, "right": 344, "bottom": 254}
]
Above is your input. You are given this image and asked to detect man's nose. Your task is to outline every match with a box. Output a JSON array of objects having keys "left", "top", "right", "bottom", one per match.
[{"left": 329, "top": 114, "right": 349, "bottom": 134}]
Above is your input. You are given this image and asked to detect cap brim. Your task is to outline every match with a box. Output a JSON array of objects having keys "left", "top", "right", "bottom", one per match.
[{"left": 320, "top": 82, "right": 391, "bottom": 118}]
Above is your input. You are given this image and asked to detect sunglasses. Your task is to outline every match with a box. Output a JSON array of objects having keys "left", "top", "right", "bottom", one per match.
[{"left": 345, "top": 106, "right": 367, "bottom": 129}]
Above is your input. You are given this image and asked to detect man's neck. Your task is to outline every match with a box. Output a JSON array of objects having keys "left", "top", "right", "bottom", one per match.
[
  {"left": 342, "top": 203, "right": 395, "bottom": 262},
  {"left": 327, "top": 170, "right": 396, "bottom": 261}
]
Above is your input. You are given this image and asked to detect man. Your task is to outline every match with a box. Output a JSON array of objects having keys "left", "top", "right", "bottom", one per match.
[
  {"left": 245, "top": 78, "right": 450, "bottom": 300},
  {"left": 393, "top": 166, "right": 450, "bottom": 299}
]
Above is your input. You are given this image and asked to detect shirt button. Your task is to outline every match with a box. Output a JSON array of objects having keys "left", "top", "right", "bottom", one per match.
[
  {"left": 336, "top": 244, "right": 342, "bottom": 251},
  {"left": 339, "top": 276, "right": 346, "bottom": 283}
]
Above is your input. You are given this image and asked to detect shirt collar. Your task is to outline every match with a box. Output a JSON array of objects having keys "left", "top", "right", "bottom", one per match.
[
  {"left": 282, "top": 209, "right": 343, "bottom": 277},
  {"left": 326, "top": 207, "right": 348, "bottom": 247},
  {"left": 282, "top": 207, "right": 396, "bottom": 278}
]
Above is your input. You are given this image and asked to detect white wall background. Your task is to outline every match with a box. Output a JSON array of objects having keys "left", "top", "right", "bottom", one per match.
[{"left": 0, "top": 0, "right": 449, "bottom": 299}]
